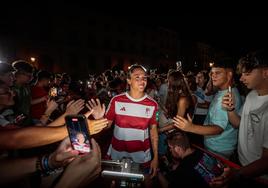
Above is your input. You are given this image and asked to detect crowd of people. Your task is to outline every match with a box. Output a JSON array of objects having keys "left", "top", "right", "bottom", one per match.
[{"left": 0, "top": 49, "right": 267, "bottom": 188}]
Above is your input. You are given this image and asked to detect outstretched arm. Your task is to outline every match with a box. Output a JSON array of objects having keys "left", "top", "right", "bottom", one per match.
[
  {"left": 0, "top": 126, "right": 68, "bottom": 150},
  {"left": 173, "top": 114, "right": 223, "bottom": 136},
  {"left": 0, "top": 137, "right": 78, "bottom": 185}
]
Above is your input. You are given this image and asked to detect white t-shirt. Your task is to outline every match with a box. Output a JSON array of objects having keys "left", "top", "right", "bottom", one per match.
[{"left": 238, "top": 90, "right": 268, "bottom": 166}]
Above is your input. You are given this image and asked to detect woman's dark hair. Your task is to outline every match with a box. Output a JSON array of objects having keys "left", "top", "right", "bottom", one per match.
[{"left": 165, "top": 71, "right": 192, "bottom": 118}]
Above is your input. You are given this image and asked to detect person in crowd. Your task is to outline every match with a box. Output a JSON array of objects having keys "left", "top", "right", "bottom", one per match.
[
  {"left": 12, "top": 60, "right": 34, "bottom": 126},
  {"left": 158, "top": 70, "right": 196, "bottom": 133},
  {"left": 173, "top": 58, "right": 242, "bottom": 159},
  {"left": 211, "top": 49, "right": 268, "bottom": 188},
  {"left": 158, "top": 130, "right": 223, "bottom": 188},
  {"left": 193, "top": 70, "right": 213, "bottom": 124},
  {"left": 1, "top": 80, "right": 108, "bottom": 149},
  {"left": 31, "top": 70, "right": 56, "bottom": 125},
  {"left": 88, "top": 64, "right": 159, "bottom": 187}
]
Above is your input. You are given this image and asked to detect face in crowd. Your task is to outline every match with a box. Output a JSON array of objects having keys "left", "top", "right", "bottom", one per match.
[
  {"left": 210, "top": 67, "right": 232, "bottom": 89},
  {"left": 127, "top": 66, "right": 148, "bottom": 93}
]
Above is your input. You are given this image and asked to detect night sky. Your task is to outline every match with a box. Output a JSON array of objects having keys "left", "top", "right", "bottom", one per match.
[
  {"left": 1, "top": 4, "right": 267, "bottom": 57},
  {"left": 125, "top": 15, "right": 268, "bottom": 55}
]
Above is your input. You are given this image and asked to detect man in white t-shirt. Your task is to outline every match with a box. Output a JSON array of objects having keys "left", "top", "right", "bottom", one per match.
[{"left": 212, "top": 49, "right": 268, "bottom": 187}]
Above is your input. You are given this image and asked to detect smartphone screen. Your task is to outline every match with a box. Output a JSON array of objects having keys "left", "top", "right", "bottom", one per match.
[
  {"left": 195, "top": 153, "right": 224, "bottom": 184},
  {"left": 65, "top": 115, "right": 91, "bottom": 154},
  {"left": 49, "top": 87, "right": 58, "bottom": 97}
]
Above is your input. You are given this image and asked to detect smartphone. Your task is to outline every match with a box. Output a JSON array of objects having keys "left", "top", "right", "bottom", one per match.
[
  {"left": 228, "top": 86, "right": 232, "bottom": 93},
  {"left": 196, "top": 153, "right": 225, "bottom": 184},
  {"left": 176, "top": 61, "right": 182, "bottom": 70},
  {"left": 65, "top": 115, "right": 91, "bottom": 154},
  {"left": 49, "top": 87, "right": 58, "bottom": 97},
  {"left": 228, "top": 86, "right": 232, "bottom": 103}
]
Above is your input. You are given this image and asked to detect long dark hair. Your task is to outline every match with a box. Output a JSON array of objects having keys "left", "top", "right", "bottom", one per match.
[{"left": 165, "top": 71, "right": 193, "bottom": 118}]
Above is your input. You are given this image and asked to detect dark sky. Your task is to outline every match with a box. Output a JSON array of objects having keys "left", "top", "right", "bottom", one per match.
[
  {"left": 1, "top": 4, "right": 267, "bottom": 56},
  {"left": 125, "top": 15, "right": 268, "bottom": 54}
]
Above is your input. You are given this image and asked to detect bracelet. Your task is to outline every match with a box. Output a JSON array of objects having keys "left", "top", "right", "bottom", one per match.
[
  {"left": 36, "top": 154, "right": 62, "bottom": 177},
  {"left": 36, "top": 156, "right": 43, "bottom": 173}
]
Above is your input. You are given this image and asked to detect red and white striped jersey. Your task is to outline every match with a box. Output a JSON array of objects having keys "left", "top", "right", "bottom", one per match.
[{"left": 106, "top": 92, "right": 158, "bottom": 164}]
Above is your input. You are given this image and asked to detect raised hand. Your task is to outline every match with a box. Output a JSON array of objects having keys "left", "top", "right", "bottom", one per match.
[
  {"left": 172, "top": 114, "right": 193, "bottom": 132},
  {"left": 86, "top": 98, "right": 106, "bottom": 119},
  {"left": 65, "top": 99, "right": 85, "bottom": 115},
  {"left": 87, "top": 118, "right": 109, "bottom": 135},
  {"left": 45, "top": 99, "right": 58, "bottom": 115}
]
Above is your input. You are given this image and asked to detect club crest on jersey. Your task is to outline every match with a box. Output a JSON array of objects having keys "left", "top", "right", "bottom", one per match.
[{"left": 145, "top": 108, "right": 151, "bottom": 116}]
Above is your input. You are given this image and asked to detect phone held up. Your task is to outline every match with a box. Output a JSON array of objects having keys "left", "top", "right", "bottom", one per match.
[{"left": 65, "top": 115, "right": 91, "bottom": 154}]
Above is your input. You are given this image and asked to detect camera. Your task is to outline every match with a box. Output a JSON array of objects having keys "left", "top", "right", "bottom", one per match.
[{"left": 101, "top": 158, "right": 144, "bottom": 187}]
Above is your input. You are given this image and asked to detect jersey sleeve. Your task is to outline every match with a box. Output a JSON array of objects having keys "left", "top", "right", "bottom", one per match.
[
  {"left": 105, "top": 97, "right": 116, "bottom": 121},
  {"left": 149, "top": 102, "right": 158, "bottom": 126}
]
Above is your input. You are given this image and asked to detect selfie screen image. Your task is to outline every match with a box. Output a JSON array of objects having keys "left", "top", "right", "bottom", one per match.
[{"left": 68, "top": 118, "right": 91, "bottom": 153}]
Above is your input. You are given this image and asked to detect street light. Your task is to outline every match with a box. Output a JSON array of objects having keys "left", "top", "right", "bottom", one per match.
[
  {"left": 30, "top": 57, "right": 36, "bottom": 62},
  {"left": 209, "top": 62, "right": 214, "bottom": 67}
]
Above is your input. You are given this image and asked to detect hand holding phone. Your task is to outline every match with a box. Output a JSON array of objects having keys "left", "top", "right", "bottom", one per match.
[
  {"left": 65, "top": 115, "right": 91, "bottom": 154},
  {"left": 222, "top": 86, "right": 235, "bottom": 111}
]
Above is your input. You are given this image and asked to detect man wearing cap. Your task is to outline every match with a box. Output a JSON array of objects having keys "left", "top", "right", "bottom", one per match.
[{"left": 173, "top": 58, "right": 242, "bottom": 160}]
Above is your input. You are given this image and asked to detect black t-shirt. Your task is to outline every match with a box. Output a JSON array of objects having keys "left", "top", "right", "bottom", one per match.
[{"left": 168, "top": 149, "right": 223, "bottom": 188}]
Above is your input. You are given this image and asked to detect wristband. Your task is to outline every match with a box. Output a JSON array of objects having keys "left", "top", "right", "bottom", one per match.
[{"left": 36, "top": 154, "right": 62, "bottom": 177}]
